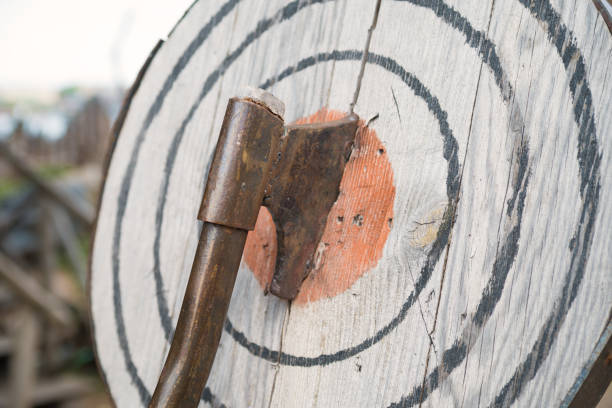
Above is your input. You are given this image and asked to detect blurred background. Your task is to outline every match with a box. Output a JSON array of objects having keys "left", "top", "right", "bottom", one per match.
[{"left": 0, "top": 1, "right": 191, "bottom": 406}]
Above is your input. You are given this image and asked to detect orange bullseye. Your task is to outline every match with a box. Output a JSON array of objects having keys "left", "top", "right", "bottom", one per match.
[{"left": 243, "top": 108, "right": 395, "bottom": 305}]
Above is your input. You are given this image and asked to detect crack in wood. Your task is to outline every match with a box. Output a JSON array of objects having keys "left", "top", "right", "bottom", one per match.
[
  {"left": 267, "top": 1, "right": 384, "bottom": 404},
  {"left": 391, "top": 86, "right": 402, "bottom": 124},
  {"left": 407, "top": 264, "right": 438, "bottom": 360},
  {"left": 509, "top": 21, "right": 538, "bottom": 402},
  {"left": 349, "top": 0, "right": 382, "bottom": 113},
  {"left": 267, "top": 304, "right": 291, "bottom": 408}
]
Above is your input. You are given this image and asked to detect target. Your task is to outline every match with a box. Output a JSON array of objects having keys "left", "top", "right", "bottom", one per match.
[{"left": 90, "top": 0, "right": 612, "bottom": 406}]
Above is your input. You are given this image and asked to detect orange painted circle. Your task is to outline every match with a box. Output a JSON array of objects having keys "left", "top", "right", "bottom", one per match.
[{"left": 243, "top": 108, "right": 395, "bottom": 305}]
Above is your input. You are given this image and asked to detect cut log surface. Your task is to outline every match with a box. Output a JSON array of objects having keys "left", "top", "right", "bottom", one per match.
[{"left": 89, "top": 0, "right": 612, "bottom": 407}]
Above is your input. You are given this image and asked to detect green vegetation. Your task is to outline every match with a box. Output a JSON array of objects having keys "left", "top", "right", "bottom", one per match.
[
  {"left": 0, "top": 163, "right": 73, "bottom": 200},
  {"left": 59, "top": 85, "right": 79, "bottom": 98},
  {"left": 0, "top": 98, "right": 14, "bottom": 110}
]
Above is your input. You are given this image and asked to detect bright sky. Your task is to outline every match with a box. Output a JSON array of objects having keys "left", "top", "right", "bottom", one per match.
[
  {"left": 1, "top": 0, "right": 611, "bottom": 92},
  {"left": 0, "top": 0, "right": 194, "bottom": 91}
]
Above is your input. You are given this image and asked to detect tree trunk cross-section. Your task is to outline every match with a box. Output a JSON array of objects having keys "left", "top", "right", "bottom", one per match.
[{"left": 89, "top": 0, "right": 612, "bottom": 407}]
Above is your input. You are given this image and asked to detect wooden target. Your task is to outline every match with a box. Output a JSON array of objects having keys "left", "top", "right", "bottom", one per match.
[{"left": 90, "top": 0, "right": 612, "bottom": 406}]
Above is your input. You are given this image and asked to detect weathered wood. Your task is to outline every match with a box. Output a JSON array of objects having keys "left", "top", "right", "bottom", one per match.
[
  {"left": 0, "top": 143, "right": 94, "bottom": 227},
  {"left": 39, "top": 199, "right": 56, "bottom": 287},
  {"left": 0, "top": 252, "right": 73, "bottom": 329},
  {"left": 9, "top": 308, "right": 39, "bottom": 408},
  {"left": 51, "top": 206, "right": 87, "bottom": 288},
  {"left": 90, "top": 0, "right": 612, "bottom": 407}
]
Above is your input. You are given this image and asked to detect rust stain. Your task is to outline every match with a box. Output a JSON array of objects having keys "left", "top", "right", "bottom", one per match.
[{"left": 244, "top": 108, "right": 395, "bottom": 304}]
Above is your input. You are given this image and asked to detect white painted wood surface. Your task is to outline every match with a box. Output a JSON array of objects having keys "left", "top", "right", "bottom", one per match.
[{"left": 90, "top": 0, "right": 612, "bottom": 406}]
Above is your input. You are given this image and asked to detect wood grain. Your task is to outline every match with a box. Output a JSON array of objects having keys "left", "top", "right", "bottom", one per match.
[{"left": 90, "top": 0, "right": 612, "bottom": 406}]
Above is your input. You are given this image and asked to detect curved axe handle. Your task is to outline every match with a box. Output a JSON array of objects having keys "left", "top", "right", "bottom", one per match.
[{"left": 149, "top": 95, "right": 283, "bottom": 408}]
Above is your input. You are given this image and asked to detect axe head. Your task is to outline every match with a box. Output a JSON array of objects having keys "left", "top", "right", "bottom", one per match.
[{"left": 263, "top": 114, "right": 358, "bottom": 300}]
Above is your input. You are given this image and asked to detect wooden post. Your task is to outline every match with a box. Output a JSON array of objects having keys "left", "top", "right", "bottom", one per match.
[
  {"left": 38, "top": 198, "right": 62, "bottom": 371},
  {"left": 39, "top": 199, "right": 56, "bottom": 288},
  {"left": 10, "top": 307, "right": 39, "bottom": 408},
  {"left": 51, "top": 205, "right": 87, "bottom": 288}
]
